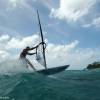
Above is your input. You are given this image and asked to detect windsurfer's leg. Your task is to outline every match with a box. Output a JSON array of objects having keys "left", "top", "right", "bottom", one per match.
[
  {"left": 19, "top": 58, "right": 28, "bottom": 68},
  {"left": 26, "top": 58, "right": 36, "bottom": 70}
]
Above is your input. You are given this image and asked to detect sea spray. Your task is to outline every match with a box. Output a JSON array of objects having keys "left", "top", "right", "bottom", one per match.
[{"left": 0, "top": 59, "right": 30, "bottom": 75}]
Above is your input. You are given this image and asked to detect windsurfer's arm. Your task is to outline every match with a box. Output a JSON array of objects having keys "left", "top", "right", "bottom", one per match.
[
  {"left": 39, "top": 42, "right": 46, "bottom": 49},
  {"left": 29, "top": 42, "right": 46, "bottom": 50},
  {"left": 27, "top": 52, "right": 36, "bottom": 55},
  {"left": 39, "top": 42, "right": 46, "bottom": 45},
  {"left": 35, "top": 42, "right": 46, "bottom": 48},
  {"left": 30, "top": 45, "right": 38, "bottom": 50}
]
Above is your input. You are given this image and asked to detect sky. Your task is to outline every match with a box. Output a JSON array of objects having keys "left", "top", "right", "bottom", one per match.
[{"left": 0, "top": 0, "right": 100, "bottom": 70}]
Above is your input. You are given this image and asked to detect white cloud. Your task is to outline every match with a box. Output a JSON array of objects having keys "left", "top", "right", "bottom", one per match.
[
  {"left": 92, "top": 17, "right": 100, "bottom": 27},
  {"left": 46, "top": 40, "right": 79, "bottom": 67},
  {"left": 83, "top": 17, "right": 100, "bottom": 28},
  {"left": 0, "top": 34, "right": 40, "bottom": 50},
  {"left": 0, "top": 34, "right": 10, "bottom": 42},
  {"left": 50, "top": 0, "right": 96, "bottom": 22},
  {"left": 39, "top": 0, "right": 56, "bottom": 10},
  {"left": 9, "top": 0, "right": 18, "bottom": 7},
  {"left": 7, "top": 34, "right": 39, "bottom": 49},
  {"left": 46, "top": 45, "right": 100, "bottom": 70}
]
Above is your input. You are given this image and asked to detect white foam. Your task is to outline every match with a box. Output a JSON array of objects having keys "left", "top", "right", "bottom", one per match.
[{"left": 0, "top": 59, "right": 31, "bottom": 75}]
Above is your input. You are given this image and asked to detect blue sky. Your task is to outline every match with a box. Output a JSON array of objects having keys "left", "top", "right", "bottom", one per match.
[{"left": 0, "top": 0, "right": 100, "bottom": 70}]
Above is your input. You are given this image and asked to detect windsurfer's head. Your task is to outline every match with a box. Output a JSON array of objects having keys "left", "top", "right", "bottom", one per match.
[{"left": 26, "top": 46, "right": 30, "bottom": 50}]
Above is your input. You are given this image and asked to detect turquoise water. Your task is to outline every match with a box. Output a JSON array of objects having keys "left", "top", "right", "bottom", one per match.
[{"left": 0, "top": 69, "right": 100, "bottom": 100}]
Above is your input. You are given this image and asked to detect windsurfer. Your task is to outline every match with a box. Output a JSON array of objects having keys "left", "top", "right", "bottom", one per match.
[{"left": 20, "top": 42, "right": 45, "bottom": 70}]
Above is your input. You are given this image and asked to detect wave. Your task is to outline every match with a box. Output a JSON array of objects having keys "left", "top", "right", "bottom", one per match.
[{"left": 0, "top": 68, "right": 100, "bottom": 100}]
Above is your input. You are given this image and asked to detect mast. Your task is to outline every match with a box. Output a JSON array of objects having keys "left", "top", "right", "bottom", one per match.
[{"left": 37, "top": 10, "right": 47, "bottom": 70}]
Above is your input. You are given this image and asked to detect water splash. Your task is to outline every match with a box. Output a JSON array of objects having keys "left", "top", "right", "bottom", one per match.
[{"left": 0, "top": 59, "right": 31, "bottom": 75}]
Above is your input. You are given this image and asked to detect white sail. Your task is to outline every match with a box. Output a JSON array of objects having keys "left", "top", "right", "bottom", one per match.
[{"left": 36, "top": 43, "right": 45, "bottom": 67}]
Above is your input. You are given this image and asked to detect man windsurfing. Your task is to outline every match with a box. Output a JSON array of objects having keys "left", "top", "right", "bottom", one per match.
[{"left": 20, "top": 42, "right": 45, "bottom": 70}]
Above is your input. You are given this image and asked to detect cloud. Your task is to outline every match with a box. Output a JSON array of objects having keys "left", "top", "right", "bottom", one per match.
[
  {"left": 0, "top": 34, "right": 39, "bottom": 50},
  {"left": 46, "top": 44, "right": 100, "bottom": 70},
  {"left": 50, "top": 0, "right": 96, "bottom": 22},
  {"left": 0, "top": 34, "right": 10, "bottom": 42},
  {"left": 83, "top": 17, "right": 100, "bottom": 28},
  {"left": 38, "top": 0, "right": 57, "bottom": 10},
  {"left": 7, "top": 34, "right": 39, "bottom": 49},
  {"left": 46, "top": 40, "right": 79, "bottom": 67},
  {"left": 9, "top": 0, "right": 18, "bottom": 7},
  {"left": 45, "top": 40, "right": 100, "bottom": 70}
]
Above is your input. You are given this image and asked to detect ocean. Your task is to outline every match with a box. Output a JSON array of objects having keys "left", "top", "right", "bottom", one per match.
[{"left": 0, "top": 68, "right": 100, "bottom": 100}]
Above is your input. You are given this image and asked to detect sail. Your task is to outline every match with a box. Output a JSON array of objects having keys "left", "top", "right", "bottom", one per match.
[
  {"left": 36, "top": 10, "right": 47, "bottom": 69},
  {"left": 36, "top": 34, "right": 45, "bottom": 66}
]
